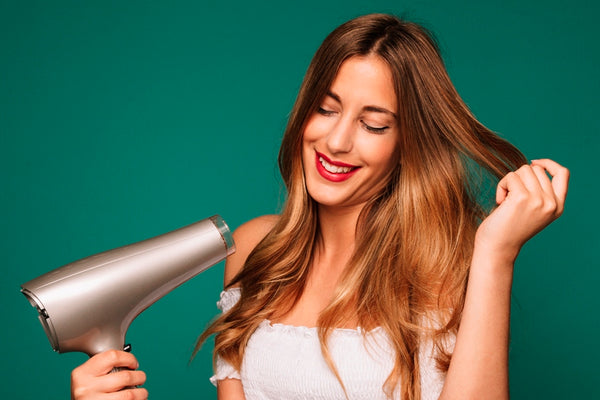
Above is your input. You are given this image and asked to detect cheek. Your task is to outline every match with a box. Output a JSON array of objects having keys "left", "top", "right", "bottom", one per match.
[
  {"left": 301, "top": 124, "right": 315, "bottom": 168},
  {"left": 302, "top": 115, "right": 317, "bottom": 144},
  {"left": 384, "top": 142, "right": 400, "bottom": 168},
  {"left": 358, "top": 137, "right": 399, "bottom": 170},
  {"left": 303, "top": 114, "right": 333, "bottom": 144}
]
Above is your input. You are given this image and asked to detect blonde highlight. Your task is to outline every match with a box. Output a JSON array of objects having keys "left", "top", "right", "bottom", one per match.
[{"left": 196, "top": 14, "right": 526, "bottom": 399}]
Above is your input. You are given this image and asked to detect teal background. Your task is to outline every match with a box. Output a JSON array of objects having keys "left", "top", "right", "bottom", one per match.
[{"left": 1, "top": 0, "right": 597, "bottom": 398}]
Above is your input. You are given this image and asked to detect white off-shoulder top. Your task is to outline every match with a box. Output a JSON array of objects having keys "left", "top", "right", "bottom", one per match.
[{"left": 210, "top": 288, "right": 450, "bottom": 400}]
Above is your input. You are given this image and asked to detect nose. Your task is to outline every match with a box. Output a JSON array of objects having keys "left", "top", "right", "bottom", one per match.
[{"left": 326, "top": 116, "right": 353, "bottom": 154}]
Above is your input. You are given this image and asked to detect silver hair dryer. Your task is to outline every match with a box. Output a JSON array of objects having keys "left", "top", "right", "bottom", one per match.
[{"left": 21, "top": 215, "right": 235, "bottom": 357}]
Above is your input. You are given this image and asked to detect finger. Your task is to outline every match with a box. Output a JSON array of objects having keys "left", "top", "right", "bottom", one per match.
[
  {"left": 531, "top": 159, "right": 570, "bottom": 211},
  {"left": 529, "top": 164, "right": 562, "bottom": 219},
  {"left": 530, "top": 164, "right": 554, "bottom": 195},
  {"left": 83, "top": 350, "right": 140, "bottom": 376},
  {"left": 513, "top": 164, "right": 545, "bottom": 195},
  {"left": 100, "top": 369, "right": 147, "bottom": 392},
  {"left": 496, "top": 170, "right": 527, "bottom": 205},
  {"left": 103, "top": 387, "right": 149, "bottom": 400}
]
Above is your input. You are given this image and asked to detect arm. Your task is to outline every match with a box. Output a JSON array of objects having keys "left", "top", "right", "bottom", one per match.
[
  {"left": 217, "top": 379, "right": 246, "bottom": 400},
  {"left": 223, "top": 215, "right": 279, "bottom": 287},
  {"left": 440, "top": 159, "right": 569, "bottom": 399},
  {"left": 216, "top": 215, "right": 279, "bottom": 400}
]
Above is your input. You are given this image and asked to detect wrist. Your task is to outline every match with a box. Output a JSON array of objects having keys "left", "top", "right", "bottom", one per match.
[
  {"left": 470, "top": 241, "right": 517, "bottom": 286},
  {"left": 473, "top": 230, "right": 523, "bottom": 266}
]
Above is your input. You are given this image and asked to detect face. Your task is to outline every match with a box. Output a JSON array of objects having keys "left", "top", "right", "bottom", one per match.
[{"left": 302, "top": 55, "right": 400, "bottom": 210}]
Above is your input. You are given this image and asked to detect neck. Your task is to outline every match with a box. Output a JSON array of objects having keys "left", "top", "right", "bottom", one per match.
[{"left": 314, "top": 203, "right": 363, "bottom": 267}]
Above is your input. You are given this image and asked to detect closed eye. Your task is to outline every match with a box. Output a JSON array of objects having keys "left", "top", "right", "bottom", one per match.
[
  {"left": 317, "top": 107, "right": 336, "bottom": 116},
  {"left": 361, "top": 121, "right": 389, "bottom": 133}
]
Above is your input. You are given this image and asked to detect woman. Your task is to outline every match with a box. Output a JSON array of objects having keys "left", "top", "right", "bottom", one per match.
[{"left": 70, "top": 14, "right": 569, "bottom": 400}]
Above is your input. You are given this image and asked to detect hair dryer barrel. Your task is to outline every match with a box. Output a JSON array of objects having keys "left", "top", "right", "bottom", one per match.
[{"left": 21, "top": 215, "right": 235, "bottom": 356}]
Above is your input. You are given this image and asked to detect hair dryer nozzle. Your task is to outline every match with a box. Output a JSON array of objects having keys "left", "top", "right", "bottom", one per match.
[{"left": 21, "top": 215, "right": 235, "bottom": 356}]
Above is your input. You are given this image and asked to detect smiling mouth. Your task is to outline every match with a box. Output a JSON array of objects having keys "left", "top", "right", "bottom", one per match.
[
  {"left": 318, "top": 156, "right": 356, "bottom": 173},
  {"left": 314, "top": 151, "right": 360, "bottom": 182}
]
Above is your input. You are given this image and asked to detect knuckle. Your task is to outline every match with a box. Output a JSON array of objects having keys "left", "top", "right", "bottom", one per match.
[
  {"left": 543, "top": 199, "right": 557, "bottom": 213},
  {"left": 71, "top": 368, "right": 82, "bottom": 380},
  {"left": 71, "top": 387, "right": 85, "bottom": 399},
  {"left": 114, "top": 370, "right": 134, "bottom": 387},
  {"left": 530, "top": 198, "right": 544, "bottom": 210},
  {"left": 72, "top": 385, "right": 95, "bottom": 400},
  {"left": 70, "top": 368, "right": 89, "bottom": 387},
  {"left": 533, "top": 195, "right": 558, "bottom": 218},
  {"left": 119, "top": 390, "right": 136, "bottom": 400},
  {"left": 515, "top": 165, "right": 527, "bottom": 173},
  {"left": 126, "top": 370, "right": 139, "bottom": 382},
  {"left": 512, "top": 191, "right": 528, "bottom": 204},
  {"left": 499, "top": 172, "right": 512, "bottom": 184},
  {"left": 531, "top": 165, "right": 545, "bottom": 174},
  {"left": 106, "top": 370, "right": 127, "bottom": 388},
  {"left": 106, "top": 349, "right": 121, "bottom": 363}
]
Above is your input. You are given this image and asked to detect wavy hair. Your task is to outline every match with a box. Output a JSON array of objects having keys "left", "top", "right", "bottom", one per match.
[{"left": 196, "top": 13, "right": 526, "bottom": 400}]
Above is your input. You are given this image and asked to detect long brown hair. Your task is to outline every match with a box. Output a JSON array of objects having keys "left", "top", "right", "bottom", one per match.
[{"left": 197, "top": 13, "right": 526, "bottom": 399}]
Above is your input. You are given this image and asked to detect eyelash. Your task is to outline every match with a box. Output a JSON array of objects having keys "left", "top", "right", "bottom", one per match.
[
  {"left": 361, "top": 121, "right": 388, "bottom": 133},
  {"left": 317, "top": 107, "right": 335, "bottom": 116},
  {"left": 317, "top": 107, "right": 389, "bottom": 133}
]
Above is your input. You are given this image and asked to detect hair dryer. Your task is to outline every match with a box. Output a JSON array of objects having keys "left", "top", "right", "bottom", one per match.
[{"left": 21, "top": 215, "right": 235, "bottom": 357}]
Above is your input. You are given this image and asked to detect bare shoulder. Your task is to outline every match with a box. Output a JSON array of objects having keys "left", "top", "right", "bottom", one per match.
[{"left": 224, "top": 215, "right": 279, "bottom": 287}]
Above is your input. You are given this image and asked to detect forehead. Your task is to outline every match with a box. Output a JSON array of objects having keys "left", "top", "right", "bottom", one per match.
[{"left": 328, "top": 55, "right": 397, "bottom": 113}]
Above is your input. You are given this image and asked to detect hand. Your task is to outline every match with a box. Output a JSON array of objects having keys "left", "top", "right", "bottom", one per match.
[
  {"left": 71, "top": 350, "right": 148, "bottom": 400},
  {"left": 475, "top": 159, "right": 570, "bottom": 263}
]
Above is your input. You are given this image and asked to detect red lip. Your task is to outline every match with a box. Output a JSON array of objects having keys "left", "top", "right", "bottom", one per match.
[
  {"left": 314, "top": 151, "right": 360, "bottom": 182},
  {"left": 317, "top": 152, "right": 357, "bottom": 168}
]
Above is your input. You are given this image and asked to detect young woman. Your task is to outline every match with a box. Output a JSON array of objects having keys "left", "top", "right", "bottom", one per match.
[{"left": 70, "top": 14, "right": 569, "bottom": 400}]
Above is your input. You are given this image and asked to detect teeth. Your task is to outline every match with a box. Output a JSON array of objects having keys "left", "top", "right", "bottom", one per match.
[{"left": 319, "top": 157, "right": 353, "bottom": 174}]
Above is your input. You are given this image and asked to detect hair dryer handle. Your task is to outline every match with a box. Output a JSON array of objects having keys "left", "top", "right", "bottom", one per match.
[
  {"left": 110, "top": 367, "right": 138, "bottom": 390},
  {"left": 108, "top": 344, "right": 138, "bottom": 390}
]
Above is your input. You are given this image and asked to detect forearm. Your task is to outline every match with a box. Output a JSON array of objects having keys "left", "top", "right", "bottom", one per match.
[
  {"left": 440, "top": 159, "right": 568, "bottom": 399},
  {"left": 440, "top": 245, "right": 514, "bottom": 400}
]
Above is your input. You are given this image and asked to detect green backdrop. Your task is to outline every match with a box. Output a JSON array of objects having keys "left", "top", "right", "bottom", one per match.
[{"left": 2, "top": 0, "right": 597, "bottom": 398}]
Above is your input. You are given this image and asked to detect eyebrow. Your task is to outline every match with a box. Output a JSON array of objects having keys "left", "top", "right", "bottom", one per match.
[{"left": 326, "top": 91, "right": 397, "bottom": 119}]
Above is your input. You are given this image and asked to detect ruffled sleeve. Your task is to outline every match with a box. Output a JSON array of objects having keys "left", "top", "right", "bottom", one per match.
[
  {"left": 209, "top": 288, "right": 242, "bottom": 386},
  {"left": 216, "top": 287, "right": 241, "bottom": 313},
  {"left": 210, "top": 354, "right": 242, "bottom": 385}
]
